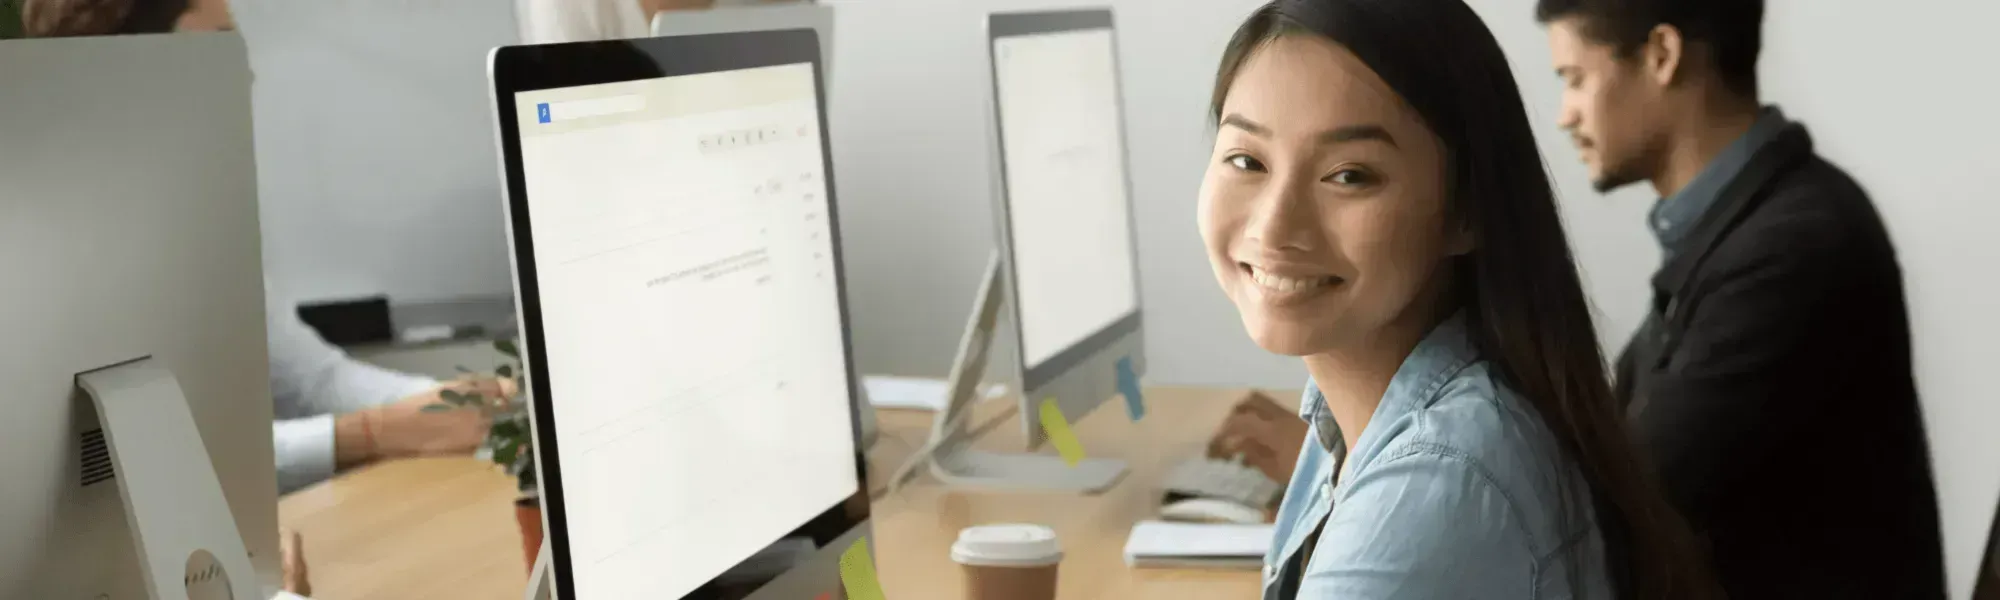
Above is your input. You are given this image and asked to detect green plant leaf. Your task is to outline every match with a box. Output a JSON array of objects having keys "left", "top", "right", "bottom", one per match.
[
  {"left": 438, "top": 389, "right": 469, "bottom": 405},
  {"left": 0, "top": 0, "right": 23, "bottom": 40},
  {"left": 491, "top": 419, "right": 524, "bottom": 439},
  {"left": 496, "top": 364, "right": 515, "bottom": 379},
  {"left": 494, "top": 338, "right": 519, "bottom": 358},
  {"left": 493, "top": 440, "right": 519, "bottom": 466},
  {"left": 420, "top": 404, "right": 455, "bottom": 413},
  {"left": 454, "top": 365, "right": 473, "bottom": 374},
  {"left": 519, "top": 465, "right": 538, "bottom": 490}
]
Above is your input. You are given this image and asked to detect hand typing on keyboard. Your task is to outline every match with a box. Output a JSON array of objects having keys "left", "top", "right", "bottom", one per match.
[{"left": 1206, "top": 391, "right": 1310, "bottom": 483}]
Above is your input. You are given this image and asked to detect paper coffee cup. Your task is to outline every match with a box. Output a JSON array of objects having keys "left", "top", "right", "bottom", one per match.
[{"left": 950, "top": 524, "right": 1062, "bottom": 600}]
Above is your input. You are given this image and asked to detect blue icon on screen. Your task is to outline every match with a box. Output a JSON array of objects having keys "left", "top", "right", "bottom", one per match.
[{"left": 537, "top": 103, "right": 551, "bottom": 124}]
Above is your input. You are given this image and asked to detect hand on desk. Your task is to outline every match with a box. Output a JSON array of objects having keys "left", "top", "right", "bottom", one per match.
[
  {"left": 1207, "top": 391, "right": 1309, "bottom": 483},
  {"left": 281, "top": 529, "right": 311, "bottom": 596},
  {"left": 337, "top": 377, "right": 518, "bottom": 467}
]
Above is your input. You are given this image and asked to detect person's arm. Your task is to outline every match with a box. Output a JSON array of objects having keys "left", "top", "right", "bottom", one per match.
[
  {"left": 267, "top": 288, "right": 438, "bottom": 493},
  {"left": 1295, "top": 451, "right": 1535, "bottom": 597},
  {"left": 519, "top": 0, "right": 653, "bottom": 43},
  {"left": 1632, "top": 212, "right": 1843, "bottom": 528}
]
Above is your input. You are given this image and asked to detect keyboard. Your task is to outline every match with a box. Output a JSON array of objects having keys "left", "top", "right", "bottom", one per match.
[{"left": 1162, "top": 458, "right": 1282, "bottom": 509}]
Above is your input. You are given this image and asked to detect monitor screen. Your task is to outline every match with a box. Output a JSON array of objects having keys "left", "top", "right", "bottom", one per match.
[
  {"left": 511, "top": 62, "right": 857, "bottom": 598},
  {"left": 991, "top": 27, "right": 1141, "bottom": 370}
]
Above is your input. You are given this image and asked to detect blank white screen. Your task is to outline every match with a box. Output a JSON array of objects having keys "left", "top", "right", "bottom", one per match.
[
  {"left": 992, "top": 28, "right": 1140, "bottom": 370},
  {"left": 514, "top": 63, "right": 857, "bottom": 599}
]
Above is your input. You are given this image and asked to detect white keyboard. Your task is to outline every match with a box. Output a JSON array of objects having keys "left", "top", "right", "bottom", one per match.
[{"left": 1163, "top": 458, "right": 1282, "bottom": 509}]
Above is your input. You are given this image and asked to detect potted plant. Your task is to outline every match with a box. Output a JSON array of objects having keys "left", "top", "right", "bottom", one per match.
[
  {"left": 3, "top": 0, "right": 27, "bottom": 39},
  {"left": 427, "top": 337, "right": 539, "bottom": 570}
]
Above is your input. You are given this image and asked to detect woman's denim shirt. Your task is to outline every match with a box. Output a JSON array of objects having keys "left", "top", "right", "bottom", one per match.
[{"left": 1262, "top": 314, "right": 1615, "bottom": 599}]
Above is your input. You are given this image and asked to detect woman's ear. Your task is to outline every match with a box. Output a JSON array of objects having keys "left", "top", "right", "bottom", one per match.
[{"left": 1445, "top": 218, "right": 1477, "bottom": 257}]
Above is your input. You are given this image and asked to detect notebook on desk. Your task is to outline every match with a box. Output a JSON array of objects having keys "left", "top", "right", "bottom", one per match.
[{"left": 1122, "top": 521, "right": 1274, "bottom": 570}]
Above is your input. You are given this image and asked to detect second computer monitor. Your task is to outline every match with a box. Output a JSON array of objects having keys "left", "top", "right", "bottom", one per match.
[
  {"left": 489, "top": 29, "right": 867, "bottom": 600},
  {"left": 986, "top": 8, "right": 1145, "bottom": 449}
]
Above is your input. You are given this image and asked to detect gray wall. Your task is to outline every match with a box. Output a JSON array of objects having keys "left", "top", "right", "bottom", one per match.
[
  {"left": 1466, "top": 1, "right": 2000, "bottom": 594},
  {"left": 1738, "top": 2, "right": 2000, "bottom": 594},
  {"left": 235, "top": 0, "right": 519, "bottom": 305},
  {"left": 821, "top": 0, "right": 1291, "bottom": 389}
]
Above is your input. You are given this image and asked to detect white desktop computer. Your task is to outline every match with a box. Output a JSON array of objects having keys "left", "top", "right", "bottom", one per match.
[
  {"left": 0, "top": 33, "right": 279, "bottom": 599},
  {"left": 912, "top": 8, "right": 1145, "bottom": 495},
  {"left": 488, "top": 28, "right": 869, "bottom": 600}
]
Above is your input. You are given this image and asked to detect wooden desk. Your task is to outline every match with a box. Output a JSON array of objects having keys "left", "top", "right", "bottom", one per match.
[{"left": 279, "top": 386, "right": 1295, "bottom": 599}]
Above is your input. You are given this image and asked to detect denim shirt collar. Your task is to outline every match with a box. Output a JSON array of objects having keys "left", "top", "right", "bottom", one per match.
[
  {"left": 1298, "top": 310, "right": 1480, "bottom": 459},
  {"left": 1649, "top": 105, "right": 1791, "bottom": 261}
]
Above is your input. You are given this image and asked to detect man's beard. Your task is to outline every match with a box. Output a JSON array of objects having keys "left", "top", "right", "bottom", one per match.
[{"left": 1591, "top": 165, "right": 1646, "bottom": 194}]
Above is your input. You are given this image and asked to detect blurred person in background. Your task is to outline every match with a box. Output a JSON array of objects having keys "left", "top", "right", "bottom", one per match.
[
  {"left": 518, "top": 0, "right": 815, "bottom": 44},
  {"left": 24, "top": 0, "right": 526, "bottom": 496},
  {"left": 22, "top": 0, "right": 230, "bottom": 35},
  {"left": 1536, "top": 0, "right": 1945, "bottom": 597}
]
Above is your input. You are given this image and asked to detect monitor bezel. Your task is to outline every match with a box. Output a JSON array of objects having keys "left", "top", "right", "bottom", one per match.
[
  {"left": 983, "top": 8, "right": 1148, "bottom": 392},
  {"left": 488, "top": 30, "right": 870, "bottom": 600}
]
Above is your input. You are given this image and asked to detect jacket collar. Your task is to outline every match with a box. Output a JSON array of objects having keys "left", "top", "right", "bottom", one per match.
[{"left": 1650, "top": 123, "right": 1816, "bottom": 300}]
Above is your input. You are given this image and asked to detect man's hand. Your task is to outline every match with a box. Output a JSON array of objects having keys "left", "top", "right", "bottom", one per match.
[
  {"left": 281, "top": 529, "right": 310, "bottom": 596},
  {"left": 336, "top": 377, "right": 518, "bottom": 467},
  {"left": 1207, "top": 391, "right": 1309, "bottom": 483}
]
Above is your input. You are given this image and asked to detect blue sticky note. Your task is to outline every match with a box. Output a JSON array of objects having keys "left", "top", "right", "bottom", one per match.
[
  {"left": 1117, "top": 356, "right": 1144, "bottom": 422},
  {"left": 536, "top": 103, "right": 551, "bottom": 124}
]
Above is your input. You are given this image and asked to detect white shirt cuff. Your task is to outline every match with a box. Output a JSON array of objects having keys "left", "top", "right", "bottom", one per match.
[{"left": 274, "top": 414, "right": 337, "bottom": 495}]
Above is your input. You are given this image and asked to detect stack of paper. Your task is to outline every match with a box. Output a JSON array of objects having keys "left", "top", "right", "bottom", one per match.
[{"left": 1122, "top": 521, "right": 1274, "bottom": 570}]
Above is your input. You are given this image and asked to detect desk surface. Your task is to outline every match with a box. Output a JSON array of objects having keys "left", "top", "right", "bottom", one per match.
[{"left": 279, "top": 385, "right": 1296, "bottom": 599}]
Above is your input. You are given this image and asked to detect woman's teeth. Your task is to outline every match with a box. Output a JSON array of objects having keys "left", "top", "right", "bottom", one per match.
[{"left": 1249, "top": 266, "right": 1337, "bottom": 293}]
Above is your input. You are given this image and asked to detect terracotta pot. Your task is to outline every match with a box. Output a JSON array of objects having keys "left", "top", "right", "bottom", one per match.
[{"left": 515, "top": 497, "right": 543, "bottom": 572}]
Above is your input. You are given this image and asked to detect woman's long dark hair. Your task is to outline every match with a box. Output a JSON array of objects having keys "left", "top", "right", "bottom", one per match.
[{"left": 1211, "top": 1, "right": 1718, "bottom": 598}]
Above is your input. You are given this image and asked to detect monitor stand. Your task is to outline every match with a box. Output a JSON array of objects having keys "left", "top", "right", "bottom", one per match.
[
  {"left": 928, "top": 447, "right": 1128, "bottom": 494},
  {"left": 75, "top": 357, "right": 260, "bottom": 600},
  {"left": 526, "top": 543, "right": 552, "bottom": 600},
  {"left": 907, "top": 250, "right": 1129, "bottom": 495}
]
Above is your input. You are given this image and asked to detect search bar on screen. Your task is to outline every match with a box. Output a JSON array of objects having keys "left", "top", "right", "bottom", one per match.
[{"left": 536, "top": 94, "right": 645, "bottom": 123}]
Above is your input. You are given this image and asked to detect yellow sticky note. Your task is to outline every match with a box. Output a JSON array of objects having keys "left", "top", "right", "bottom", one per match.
[
  {"left": 1039, "top": 397, "right": 1085, "bottom": 467},
  {"left": 838, "top": 536, "right": 888, "bottom": 600}
]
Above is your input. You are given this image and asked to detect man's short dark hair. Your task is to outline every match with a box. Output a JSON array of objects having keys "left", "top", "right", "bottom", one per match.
[{"left": 1536, "top": 0, "right": 1764, "bottom": 98}]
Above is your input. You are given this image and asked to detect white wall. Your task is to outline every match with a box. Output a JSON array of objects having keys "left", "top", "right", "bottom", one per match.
[
  {"left": 235, "top": 0, "right": 520, "bottom": 305},
  {"left": 1470, "top": 0, "right": 2000, "bottom": 595},
  {"left": 1757, "top": 3, "right": 2000, "bottom": 595},
  {"left": 821, "top": 0, "right": 1292, "bottom": 389}
]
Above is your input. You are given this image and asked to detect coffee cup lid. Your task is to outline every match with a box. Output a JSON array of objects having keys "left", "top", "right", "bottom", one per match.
[{"left": 950, "top": 524, "right": 1062, "bottom": 567}]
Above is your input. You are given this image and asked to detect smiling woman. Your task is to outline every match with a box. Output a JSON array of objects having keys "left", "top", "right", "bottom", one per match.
[{"left": 1199, "top": 1, "right": 1720, "bottom": 599}]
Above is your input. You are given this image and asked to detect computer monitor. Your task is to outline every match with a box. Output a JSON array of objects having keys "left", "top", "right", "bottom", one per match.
[
  {"left": 488, "top": 29, "right": 869, "bottom": 600},
  {"left": 988, "top": 8, "right": 1145, "bottom": 484},
  {"left": 649, "top": 3, "right": 834, "bottom": 80},
  {"left": 0, "top": 33, "right": 279, "bottom": 598}
]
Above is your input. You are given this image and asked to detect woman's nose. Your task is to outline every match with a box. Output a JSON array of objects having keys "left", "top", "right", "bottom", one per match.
[{"left": 1243, "top": 178, "right": 1319, "bottom": 253}]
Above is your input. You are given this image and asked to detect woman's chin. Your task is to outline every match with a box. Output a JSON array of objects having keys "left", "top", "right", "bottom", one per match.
[{"left": 1244, "top": 322, "right": 1322, "bottom": 357}]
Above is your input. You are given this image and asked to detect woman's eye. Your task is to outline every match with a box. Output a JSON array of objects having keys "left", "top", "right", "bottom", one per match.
[
  {"left": 1225, "top": 154, "right": 1266, "bottom": 172},
  {"left": 1324, "top": 168, "right": 1377, "bottom": 186}
]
